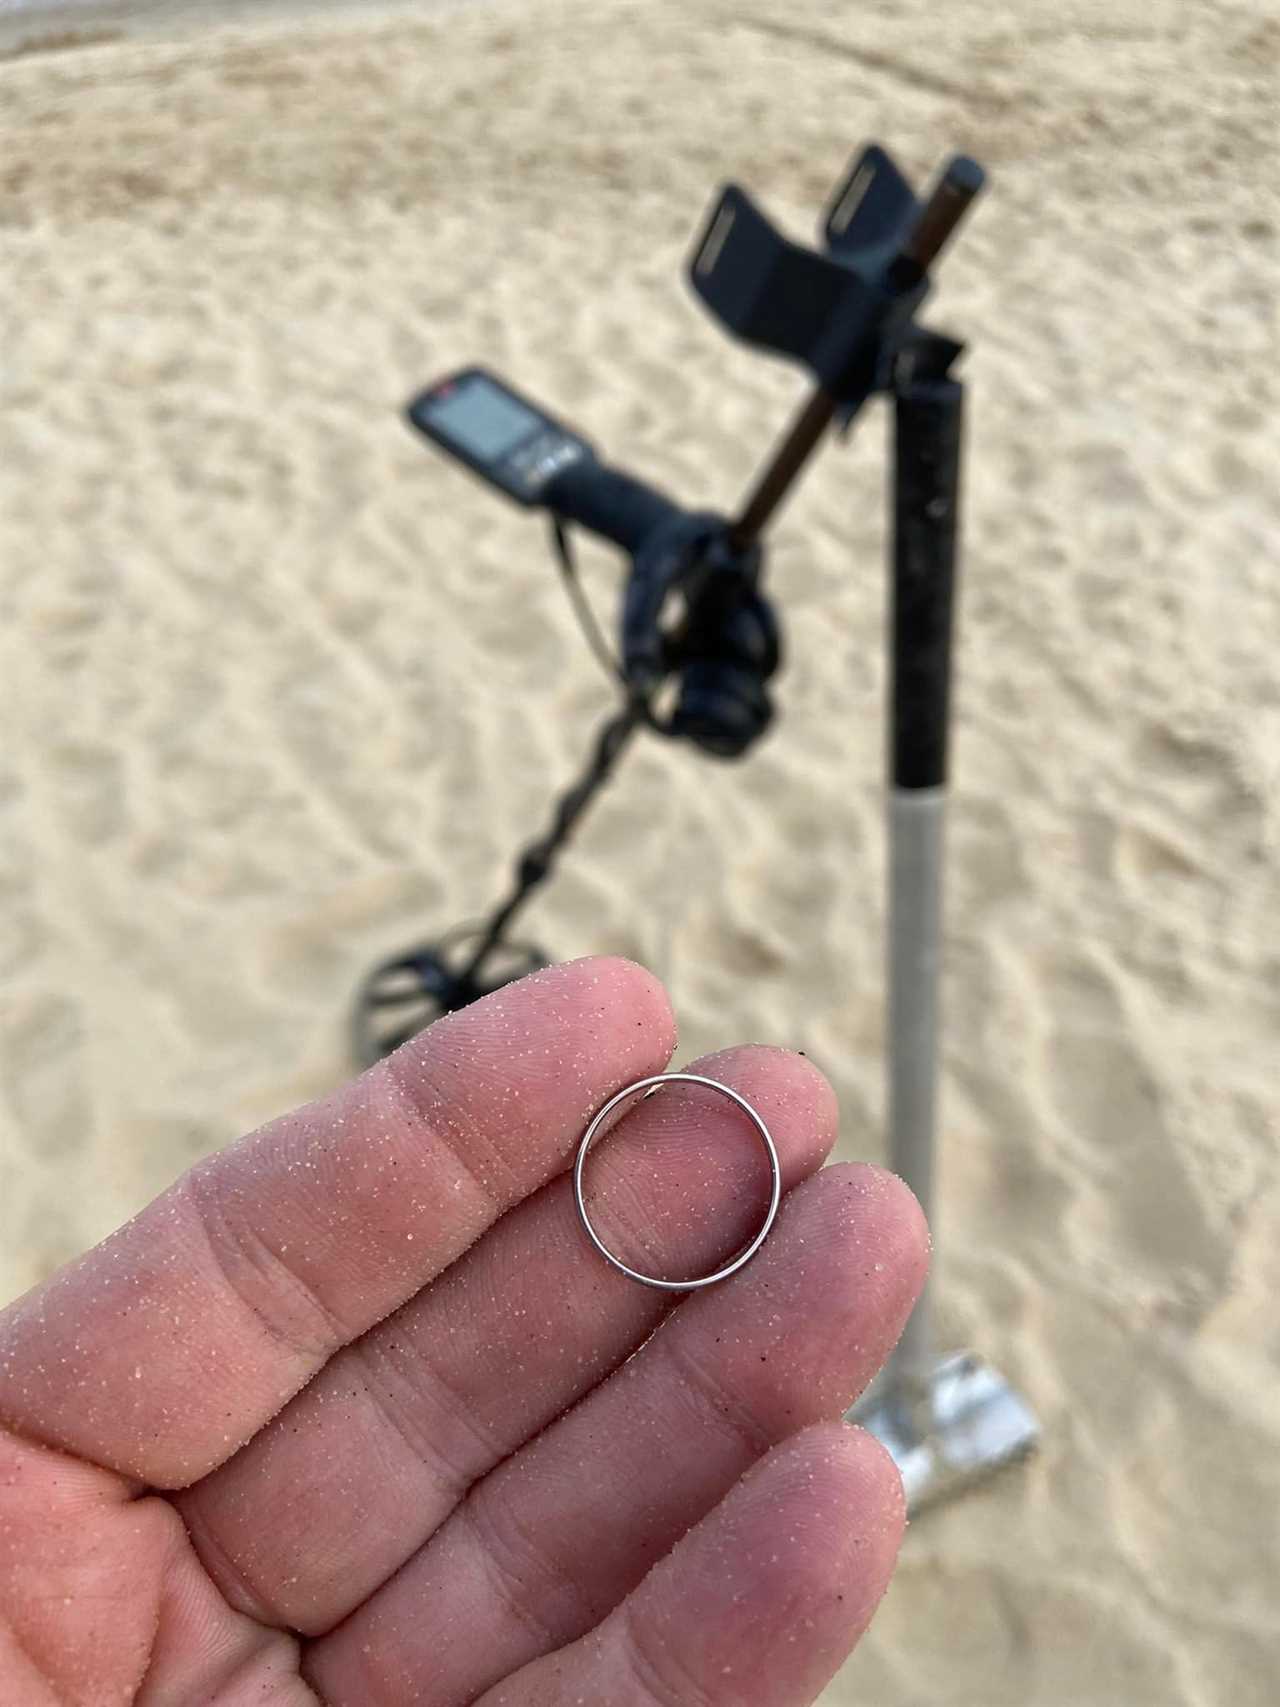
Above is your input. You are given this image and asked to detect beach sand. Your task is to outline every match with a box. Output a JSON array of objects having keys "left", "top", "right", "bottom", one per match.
[{"left": 2, "top": 0, "right": 1277, "bottom": 1700}]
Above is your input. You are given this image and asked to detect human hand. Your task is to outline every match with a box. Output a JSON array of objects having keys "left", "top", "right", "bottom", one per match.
[{"left": 0, "top": 958, "right": 926, "bottom": 1706}]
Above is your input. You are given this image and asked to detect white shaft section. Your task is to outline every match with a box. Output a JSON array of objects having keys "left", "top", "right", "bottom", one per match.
[{"left": 886, "top": 784, "right": 947, "bottom": 1388}]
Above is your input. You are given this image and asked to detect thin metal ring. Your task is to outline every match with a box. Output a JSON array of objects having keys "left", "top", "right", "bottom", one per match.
[{"left": 573, "top": 1072, "right": 782, "bottom": 1291}]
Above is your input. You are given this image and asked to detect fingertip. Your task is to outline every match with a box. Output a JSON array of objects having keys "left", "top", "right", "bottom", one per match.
[
  {"left": 823, "top": 1160, "right": 931, "bottom": 1305},
  {"left": 826, "top": 1420, "right": 910, "bottom": 1626},
  {"left": 519, "top": 955, "right": 679, "bottom": 1065},
  {"left": 870, "top": 1160, "right": 931, "bottom": 1280},
  {"left": 820, "top": 1419, "right": 909, "bottom": 1544},
  {"left": 748, "top": 1045, "right": 841, "bottom": 1150},
  {"left": 745, "top": 1421, "right": 908, "bottom": 1629},
  {"left": 497, "top": 1418, "right": 909, "bottom": 1707},
  {"left": 745, "top": 1418, "right": 903, "bottom": 1521},
  {"left": 388, "top": 954, "right": 678, "bottom": 1087},
  {"left": 625, "top": 1421, "right": 907, "bottom": 1695},
  {"left": 689, "top": 1042, "right": 840, "bottom": 1166},
  {"left": 746, "top": 1162, "right": 929, "bottom": 1348},
  {"left": 565, "top": 955, "right": 679, "bottom": 1056}
]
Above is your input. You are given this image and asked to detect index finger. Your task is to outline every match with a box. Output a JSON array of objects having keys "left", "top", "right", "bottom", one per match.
[{"left": 0, "top": 957, "right": 675, "bottom": 1487}]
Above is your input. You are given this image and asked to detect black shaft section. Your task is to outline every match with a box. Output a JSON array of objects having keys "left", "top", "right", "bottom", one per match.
[
  {"left": 547, "top": 460, "right": 684, "bottom": 555},
  {"left": 730, "top": 387, "right": 838, "bottom": 548},
  {"left": 891, "top": 377, "right": 963, "bottom": 790},
  {"left": 459, "top": 703, "right": 645, "bottom": 984},
  {"left": 890, "top": 155, "right": 985, "bottom": 287}
]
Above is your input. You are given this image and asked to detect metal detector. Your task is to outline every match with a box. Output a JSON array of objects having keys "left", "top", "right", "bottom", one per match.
[{"left": 354, "top": 142, "right": 1039, "bottom": 1512}]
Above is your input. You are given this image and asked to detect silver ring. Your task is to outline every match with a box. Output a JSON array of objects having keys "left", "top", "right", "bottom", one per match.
[{"left": 573, "top": 1072, "right": 782, "bottom": 1291}]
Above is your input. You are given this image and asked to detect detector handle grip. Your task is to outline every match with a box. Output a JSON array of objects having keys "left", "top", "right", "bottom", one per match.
[{"left": 546, "top": 459, "right": 685, "bottom": 554}]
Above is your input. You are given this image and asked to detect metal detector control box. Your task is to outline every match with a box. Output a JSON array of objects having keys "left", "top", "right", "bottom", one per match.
[
  {"left": 408, "top": 365, "right": 687, "bottom": 554},
  {"left": 407, "top": 367, "right": 596, "bottom": 507}
]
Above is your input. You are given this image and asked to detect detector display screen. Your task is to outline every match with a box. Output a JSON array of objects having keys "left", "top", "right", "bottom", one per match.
[
  {"left": 425, "top": 378, "right": 543, "bottom": 461},
  {"left": 408, "top": 368, "right": 595, "bottom": 507}
]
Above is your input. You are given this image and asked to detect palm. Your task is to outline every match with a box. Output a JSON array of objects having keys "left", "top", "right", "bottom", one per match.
[{"left": 0, "top": 959, "right": 924, "bottom": 1706}]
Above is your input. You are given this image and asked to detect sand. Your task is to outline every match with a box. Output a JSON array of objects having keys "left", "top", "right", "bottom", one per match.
[{"left": 1, "top": 0, "right": 1277, "bottom": 1700}]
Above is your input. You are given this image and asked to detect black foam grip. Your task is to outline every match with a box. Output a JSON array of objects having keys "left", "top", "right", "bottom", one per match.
[
  {"left": 546, "top": 460, "right": 684, "bottom": 554},
  {"left": 621, "top": 553, "right": 669, "bottom": 683},
  {"left": 620, "top": 513, "right": 727, "bottom": 685},
  {"left": 892, "top": 377, "right": 962, "bottom": 789}
]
